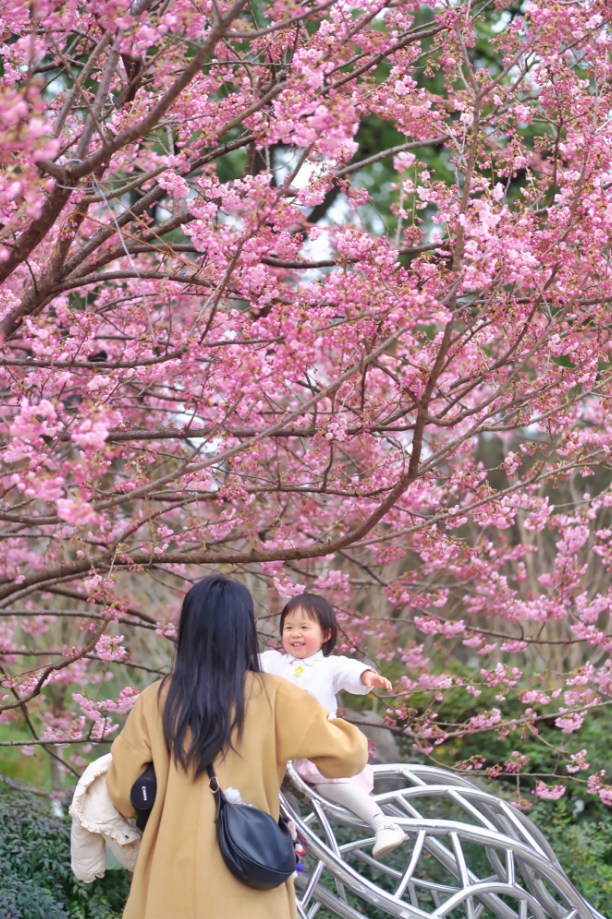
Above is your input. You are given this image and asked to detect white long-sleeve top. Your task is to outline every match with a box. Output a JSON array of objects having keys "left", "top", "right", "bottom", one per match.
[{"left": 259, "top": 649, "right": 373, "bottom": 718}]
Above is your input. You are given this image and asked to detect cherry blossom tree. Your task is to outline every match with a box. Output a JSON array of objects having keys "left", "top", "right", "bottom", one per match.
[{"left": 1, "top": 0, "right": 612, "bottom": 807}]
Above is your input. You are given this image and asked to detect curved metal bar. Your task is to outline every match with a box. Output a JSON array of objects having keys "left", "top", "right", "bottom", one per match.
[
  {"left": 282, "top": 790, "right": 432, "bottom": 919},
  {"left": 286, "top": 800, "right": 590, "bottom": 919},
  {"left": 382, "top": 817, "right": 591, "bottom": 915},
  {"left": 398, "top": 829, "right": 426, "bottom": 899},
  {"left": 368, "top": 774, "right": 559, "bottom": 864},
  {"left": 294, "top": 870, "right": 390, "bottom": 919},
  {"left": 433, "top": 882, "right": 548, "bottom": 919},
  {"left": 371, "top": 764, "right": 561, "bottom": 866},
  {"left": 300, "top": 858, "right": 325, "bottom": 909},
  {"left": 281, "top": 763, "right": 600, "bottom": 919}
]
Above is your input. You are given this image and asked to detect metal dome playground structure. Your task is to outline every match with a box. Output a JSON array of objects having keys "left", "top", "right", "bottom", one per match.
[{"left": 280, "top": 763, "right": 605, "bottom": 919}]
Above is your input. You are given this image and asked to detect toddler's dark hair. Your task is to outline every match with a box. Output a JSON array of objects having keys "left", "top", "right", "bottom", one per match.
[{"left": 280, "top": 593, "right": 337, "bottom": 657}]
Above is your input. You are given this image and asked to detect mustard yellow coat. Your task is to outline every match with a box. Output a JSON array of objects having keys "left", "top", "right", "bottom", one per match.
[{"left": 106, "top": 673, "right": 368, "bottom": 919}]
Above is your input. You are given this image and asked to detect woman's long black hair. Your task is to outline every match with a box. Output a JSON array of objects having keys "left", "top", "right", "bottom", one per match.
[{"left": 161, "top": 575, "right": 261, "bottom": 778}]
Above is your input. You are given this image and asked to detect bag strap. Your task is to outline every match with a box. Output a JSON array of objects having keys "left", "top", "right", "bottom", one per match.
[{"left": 207, "top": 763, "right": 220, "bottom": 794}]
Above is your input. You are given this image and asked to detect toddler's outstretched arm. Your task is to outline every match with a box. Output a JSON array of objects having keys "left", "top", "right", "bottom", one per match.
[
  {"left": 361, "top": 670, "right": 393, "bottom": 692},
  {"left": 331, "top": 657, "right": 392, "bottom": 696}
]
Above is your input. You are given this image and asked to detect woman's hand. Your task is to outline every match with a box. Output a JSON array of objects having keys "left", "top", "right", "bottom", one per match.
[{"left": 361, "top": 670, "right": 393, "bottom": 692}]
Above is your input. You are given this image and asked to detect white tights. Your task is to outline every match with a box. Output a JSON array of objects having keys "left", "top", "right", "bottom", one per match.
[{"left": 314, "top": 783, "right": 388, "bottom": 832}]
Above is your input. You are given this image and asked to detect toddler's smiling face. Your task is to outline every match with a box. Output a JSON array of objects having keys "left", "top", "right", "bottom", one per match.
[{"left": 282, "top": 607, "right": 332, "bottom": 659}]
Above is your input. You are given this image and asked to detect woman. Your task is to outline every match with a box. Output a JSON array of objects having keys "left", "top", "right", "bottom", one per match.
[{"left": 106, "top": 575, "right": 367, "bottom": 919}]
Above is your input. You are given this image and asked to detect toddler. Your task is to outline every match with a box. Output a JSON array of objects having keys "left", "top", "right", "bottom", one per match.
[{"left": 261, "top": 593, "right": 407, "bottom": 859}]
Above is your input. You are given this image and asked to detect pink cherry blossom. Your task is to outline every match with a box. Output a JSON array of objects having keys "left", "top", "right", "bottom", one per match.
[{"left": 533, "top": 782, "right": 565, "bottom": 801}]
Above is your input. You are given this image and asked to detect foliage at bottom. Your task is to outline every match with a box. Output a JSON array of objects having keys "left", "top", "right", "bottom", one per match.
[{"left": 0, "top": 787, "right": 130, "bottom": 919}]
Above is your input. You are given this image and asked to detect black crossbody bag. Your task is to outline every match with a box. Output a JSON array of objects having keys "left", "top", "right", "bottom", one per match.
[
  {"left": 206, "top": 763, "right": 297, "bottom": 889},
  {"left": 130, "top": 764, "right": 297, "bottom": 890}
]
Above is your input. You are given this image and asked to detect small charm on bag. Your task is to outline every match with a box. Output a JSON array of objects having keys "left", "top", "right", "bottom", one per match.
[{"left": 283, "top": 817, "right": 305, "bottom": 878}]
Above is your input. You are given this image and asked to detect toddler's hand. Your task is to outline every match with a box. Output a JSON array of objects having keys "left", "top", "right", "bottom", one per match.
[{"left": 361, "top": 670, "right": 393, "bottom": 692}]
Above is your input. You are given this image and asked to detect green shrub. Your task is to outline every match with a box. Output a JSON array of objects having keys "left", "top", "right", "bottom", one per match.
[
  {"left": 528, "top": 800, "right": 612, "bottom": 915},
  {"left": 0, "top": 787, "right": 130, "bottom": 919}
]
